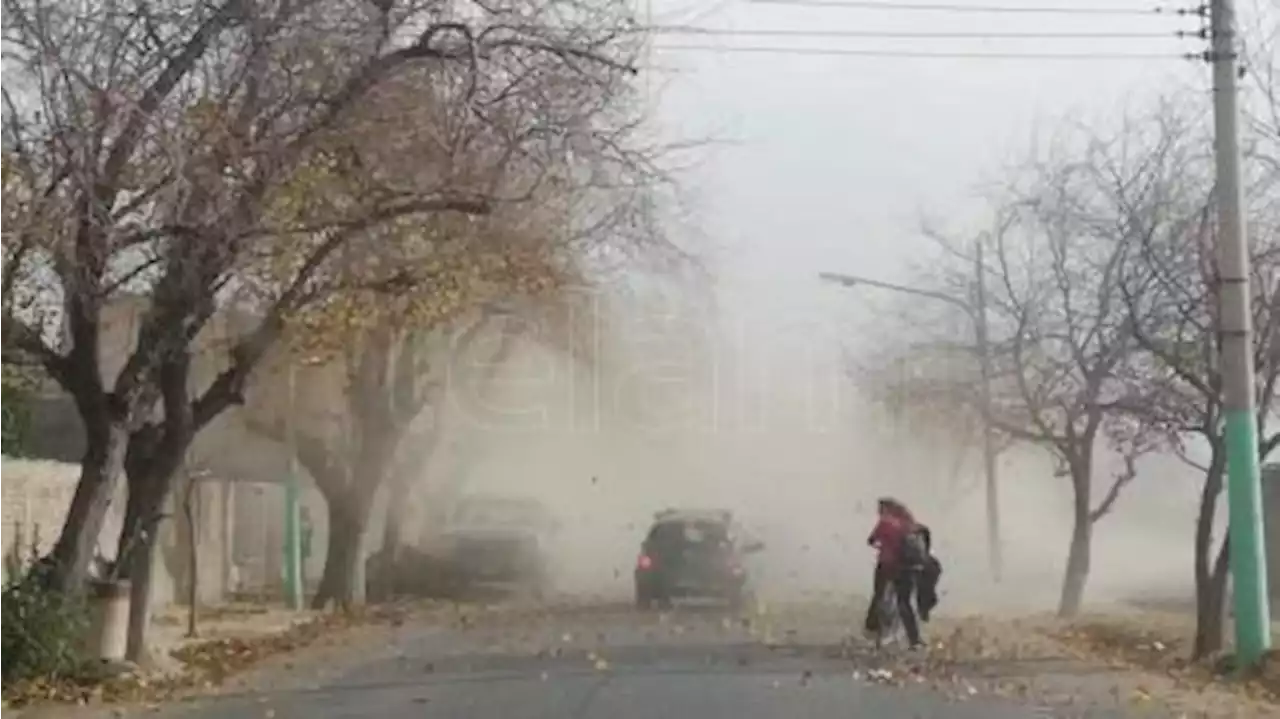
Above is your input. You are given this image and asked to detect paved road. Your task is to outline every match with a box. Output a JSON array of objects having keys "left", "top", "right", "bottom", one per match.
[{"left": 162, "top": 603, "right": 1172, "bottom": 719}]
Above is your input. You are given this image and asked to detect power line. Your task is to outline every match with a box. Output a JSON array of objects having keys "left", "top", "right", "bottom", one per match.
[
  {"left": 746, "top": 0, "right": 1198, "bottom": 16},
  {"left": 653, "top": 44, "right": 1194, "bottom": 60},
  {"left": 649, "top": 26, "right": 1194, "bottom": 40}
]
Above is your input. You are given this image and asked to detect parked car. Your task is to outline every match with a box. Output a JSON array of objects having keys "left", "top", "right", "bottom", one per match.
[
  {"left": 633, "top": 508, "right": 764, "bottom": 610},
  {"left": 439, "top": 495, "right": 559, "bottom": 597}
]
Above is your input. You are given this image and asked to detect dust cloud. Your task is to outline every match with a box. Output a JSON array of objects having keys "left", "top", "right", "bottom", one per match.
[{"left": 392, "top": 286, "right": 1206, "bottom": 617}]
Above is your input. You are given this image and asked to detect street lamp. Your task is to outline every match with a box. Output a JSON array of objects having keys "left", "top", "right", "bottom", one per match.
[{"left": 820, "top": 241, "right": 1003, "bottom": 582}]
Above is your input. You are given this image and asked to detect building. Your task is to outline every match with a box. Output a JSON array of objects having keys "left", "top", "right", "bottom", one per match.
[{"left": 2, "top": 296, "right": 330, "bottom": 604}]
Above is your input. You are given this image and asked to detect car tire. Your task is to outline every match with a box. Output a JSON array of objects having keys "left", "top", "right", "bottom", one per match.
[{"left": 635, "top": 583, "right": 654, "bottom": 610}]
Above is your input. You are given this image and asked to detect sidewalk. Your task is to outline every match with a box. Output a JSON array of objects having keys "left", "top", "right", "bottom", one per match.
[
  {"left": 4, "top": 601, "right": 414, "bottom": 714},
  {"left": 144, "top": 604, "right": 324, "bottom": 673},
  {"left": 1045, "top": 608, "right": 1280, "bottom": 703}
]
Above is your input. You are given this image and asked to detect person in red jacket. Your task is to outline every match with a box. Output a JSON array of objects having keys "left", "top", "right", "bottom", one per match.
[{"left": 863, "top": 497, "right": 924, "bottom": 649}]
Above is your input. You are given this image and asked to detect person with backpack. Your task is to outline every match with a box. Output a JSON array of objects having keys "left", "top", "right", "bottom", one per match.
[
  {"left": 863, "top": 497, "right": 927, "bottom": 649},
  {"left": 911, "top": 522, "right": 943, "bottom": 622}
]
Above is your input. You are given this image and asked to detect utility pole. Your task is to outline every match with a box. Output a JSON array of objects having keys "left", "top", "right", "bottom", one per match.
[
  {"left": 973, "top": 239, "right": 1002, "bottom": 582},
  {"left": 283, "top": 362, "right": 304, "bottom": 611},
  {"left": 1211, "top": 0, "right": 1271, "bottom": 667}
]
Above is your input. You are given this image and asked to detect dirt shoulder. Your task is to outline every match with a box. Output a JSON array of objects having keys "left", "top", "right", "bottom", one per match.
[
  {"left": 5, "top": 601, "right": 445, "bottom": 719},
  {"left": 738, "top": 602, "right": 1280, "bottom": 717},
  {"left": 1043, "top": 610, "right": 1280, "bottom": 712}
]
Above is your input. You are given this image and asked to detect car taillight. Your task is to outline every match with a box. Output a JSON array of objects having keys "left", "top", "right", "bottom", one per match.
[{"left": 637, "top": 554, "right": 654, "bottom": 570}]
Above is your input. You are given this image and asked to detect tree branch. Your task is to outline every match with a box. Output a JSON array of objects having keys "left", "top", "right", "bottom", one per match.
[
  {"left": 1089, "top": 452, "right": 1139, "bottom": 523},
  {"left": 1261, "top": 431, "right": 1280, "bottom": 463},
  {"left": 1, "top": 314, "right": 71, "bottom": 389},
  {"left": 101, "top": 1, "right": 244, "bottom": 186}
]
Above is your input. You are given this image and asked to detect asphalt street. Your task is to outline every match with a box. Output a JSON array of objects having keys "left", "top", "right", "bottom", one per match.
[{"left": 162, "top": 603, "right": 1175, "bottom": 719}]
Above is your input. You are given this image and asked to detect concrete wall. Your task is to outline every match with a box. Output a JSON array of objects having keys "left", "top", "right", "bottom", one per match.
[
  {"left": 4, "top": 295, "right": 406, "bottom": 604},
  {"left": 2, "top": 294, "right": 332, "bottom": 597},
  {"left": 1, "top": 460, "right": 124, "bottom": 569},
  {"left": 0, "top": 457, "right": 330, "bottom": 606}
]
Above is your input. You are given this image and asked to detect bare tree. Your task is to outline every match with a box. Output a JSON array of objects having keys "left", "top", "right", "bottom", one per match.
[
  {"left": 887, "top": 77, "right": 1279, "bottom": 650},
  {"left": 865, "top": 112, "right": 1204, "bottom": 616},
  {"left": 1114, "top": 98, "right": 1280, "bottom": 657},
  {"left": 241, "top": 249, "right": 565, "bottom": 609},
  {"left": 244, "top": 185, "right": 646, "bottom": 608},
  {"left": 978, "top": 221, "right": 1143, "bottom": 617},
  {"left": 0, "top": 0, "right": 665, "bottom": 610},
  {"left": 251, "top": 315, "right": 500, "bottom": 609},
  {"left": 377, "top": 322, "right": 519, "bottom": 569},
  {"left": 233, "top": 47, "right": 679, "bottom": 609}
]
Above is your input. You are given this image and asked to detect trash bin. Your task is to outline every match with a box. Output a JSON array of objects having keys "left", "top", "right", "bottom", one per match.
[{"left": 85, "top": 579, "right": 130, "bottom": 661}]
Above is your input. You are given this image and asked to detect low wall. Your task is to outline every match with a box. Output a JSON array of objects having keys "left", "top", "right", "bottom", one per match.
[{"left": 1, "top": 458, "right": 123, "bottom": 565}]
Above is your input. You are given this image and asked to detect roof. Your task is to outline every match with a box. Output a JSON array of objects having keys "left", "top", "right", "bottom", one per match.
[{"left": 652, "top": 508, "right": 733, "bottom": 525}]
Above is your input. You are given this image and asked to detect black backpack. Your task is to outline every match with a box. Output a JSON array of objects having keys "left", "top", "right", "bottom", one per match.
[{"left": 901, "top": 525, "right": 930, "bottom": 567}]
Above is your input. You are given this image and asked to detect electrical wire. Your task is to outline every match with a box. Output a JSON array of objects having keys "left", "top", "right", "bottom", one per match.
[
  {"left": 745, "top": 0, "right": 1197, "bottom": 16},
  {"left": 648, "top": 26, "right": 1193, "bottom": 40},
  {"left": 653, "top": 44, "right": 1195, "bottom": 60}
]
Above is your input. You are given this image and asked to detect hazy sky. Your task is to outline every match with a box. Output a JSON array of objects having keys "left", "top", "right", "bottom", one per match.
[
  {"left": 615, "top": 0, "right": 1267, "bottom": 445},
  {"left": 647, "top": 0, "right": 1214, "bottom": 316},
  {"left": 436, "top": 3, "right": 1259, "bottom": 600}
]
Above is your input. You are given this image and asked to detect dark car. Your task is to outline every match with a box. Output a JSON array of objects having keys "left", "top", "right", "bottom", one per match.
[
  {"left": 633, "top": 509, "right": 764, "bottom": 610},
  {"left": 440, "top": 496, "right": 559, "bottom": 597}
]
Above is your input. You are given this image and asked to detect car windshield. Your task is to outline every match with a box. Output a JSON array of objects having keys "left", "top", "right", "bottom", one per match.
[
  {"left": 649, "top": 520, "right": 730, "bottom": 552},
  {"left": 684, "top": 521, "right": 727, "bottom": 545}
]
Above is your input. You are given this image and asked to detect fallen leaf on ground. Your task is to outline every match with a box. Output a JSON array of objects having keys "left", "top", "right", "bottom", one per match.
[{"left": 2, "top": 607, "right": 394, "bottom": 709}]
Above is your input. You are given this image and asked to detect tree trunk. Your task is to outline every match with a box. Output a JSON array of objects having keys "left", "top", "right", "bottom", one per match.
[
  {"left": 1192, "top": 446, "right": 1229, "bottom": 659},
  {"left": 313, "top": 491, "right": 372, "bottom": 610},
  {"left": 312, "top": 569, "right": 335, "bottom": 610},
  {"left": 117, "top": 471, "right": 175, "bottom": 664},
  {"left": 117, "top": 417, "right": 190, "bottom": 663},
  {"left": 1058, "top": 513, "right": 1092, "bottom": 617},
  {"left": 48, "top": 421, "right": 129, "bottom": 591},
  {"left": 312, "top": 500, "right": 346, "bottom": 610},
  {"left": 307, "top": 419, "right": 397, "bottom": 608},
  {"left": 1194, "top": 537, "right": 1232, "bottom": 660},
  {"left": 1059, "top": 464, "right": 1093, "bottom": 618},
  {"left": 306, "top": 455, "right": 347, "bottom": 609},
  {"left": 123, "top": 526, "right": 161, "bottom": 663}
]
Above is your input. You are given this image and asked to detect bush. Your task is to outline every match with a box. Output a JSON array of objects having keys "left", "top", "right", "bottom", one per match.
[{"left": 1, "top": 527, "right": 91, "bottom": 687}]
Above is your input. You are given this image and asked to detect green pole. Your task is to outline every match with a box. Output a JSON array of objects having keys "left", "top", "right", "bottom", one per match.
[
  {"left": 283, "top": 365, "right": 304, "bottom": 611},
  {"left": 283, "top": 468, "right": 303, "bottom": 610},
  {"left": 1225, "top": 411, "right": 1270, "bottom": 665},
  {"left": 1211, "top": 0, "right": 1271, "bottom": 668}
]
